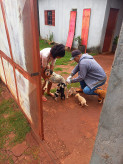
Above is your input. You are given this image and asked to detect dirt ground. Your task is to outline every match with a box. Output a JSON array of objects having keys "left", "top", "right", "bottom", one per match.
[{"left": 0, "top": 53, "right": 114, "bottom": 164}]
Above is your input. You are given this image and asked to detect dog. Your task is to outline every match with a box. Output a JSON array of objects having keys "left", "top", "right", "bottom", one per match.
[
  {"left": 54, "top": 83, "right": 66, "bottom": 101},
  {"left": 43, "top": 69, "right": 66, "bottom": 101},
  {"left": 44, "top": 69, "right": 53, "bottom": 77},
  {"left": 68, "top": 87, "right": 76, "bottom": 96},
  {"left": 75, "top": 93, "right": 88, "bottom": 107}
]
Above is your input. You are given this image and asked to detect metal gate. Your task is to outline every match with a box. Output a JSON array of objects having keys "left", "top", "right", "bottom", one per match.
[{"left": 0, "top": 0, "right": 44, "bottom": 140}]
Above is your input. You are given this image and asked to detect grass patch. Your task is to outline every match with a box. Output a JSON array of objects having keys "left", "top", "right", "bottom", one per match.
[
  {"left": 89, "top": 53, "right": 97, "bottom": 56},
  {"left": 0, "top": 152, "right": 14, "bottom": 164},
  {"left": 54, "top": 67, "right": 63, "bottom": 72},
  {"left": 50, "top": 88, "right": 56, "bottom": 93},
  {"left": 55, "top": 51, "right": 71, "bottom": 65},
  {"left": 39, "top": 38, "right": 52, "bottom": 50},
  {"left": 44, "top": 88, "right": 56, "bottom": 97},
  {"left": 60, "top": 72, "right": 69, "bottom": 75},
  {"left": 67, "top": 82, "right": 80, "bottom": 89},
  {"left": 0, "top": 98, "right": 30, "bottom": 148},
  {"left": 70, "top": 62, "right": 77, "bottom": 66}
]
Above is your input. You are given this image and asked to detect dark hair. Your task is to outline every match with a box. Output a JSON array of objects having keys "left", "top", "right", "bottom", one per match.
[{"left": 50, "top": 44, "right": 65, "bottom": 59}]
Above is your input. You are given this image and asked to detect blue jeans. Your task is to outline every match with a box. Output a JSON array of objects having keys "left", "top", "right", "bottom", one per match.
[{"left": 80, "top": 80, "right": 106, "bottom": 95}]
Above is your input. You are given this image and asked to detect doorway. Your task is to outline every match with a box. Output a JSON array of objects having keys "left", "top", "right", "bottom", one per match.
[{"left": 102, "top": 8, "right": 119, "bottom": 52}]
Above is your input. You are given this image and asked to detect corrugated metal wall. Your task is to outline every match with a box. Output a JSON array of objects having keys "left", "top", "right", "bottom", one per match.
[{"left": 0, "top": 0, "right": 44, "bottom": 140}]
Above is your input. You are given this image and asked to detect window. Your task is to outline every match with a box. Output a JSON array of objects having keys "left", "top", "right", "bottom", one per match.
[
  {"left": 47, "top": 11, "right": 52, "bottom": 25},
  {"left": 72, "top": 9, "right": 77, "bottom": 11},
  {"left": 44, "top": 10, "right": 55, "bottom": 26}
]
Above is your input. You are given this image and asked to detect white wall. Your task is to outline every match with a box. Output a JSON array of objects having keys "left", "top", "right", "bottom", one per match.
[
  {"left": 39, "top": 0, "right": 107, "bottom": 49},
  {"left": 39, "top": 0, "right": 123, "bottom": 50}
]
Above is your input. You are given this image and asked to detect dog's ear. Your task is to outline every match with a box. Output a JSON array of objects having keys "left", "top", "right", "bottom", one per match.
[{"left": 50, "top": 70, "right": 53, "bottom": 75}]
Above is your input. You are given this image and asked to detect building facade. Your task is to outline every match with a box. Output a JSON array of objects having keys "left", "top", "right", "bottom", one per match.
[{"left": 38, "top": 0, "right": 123, "bottom": 53}]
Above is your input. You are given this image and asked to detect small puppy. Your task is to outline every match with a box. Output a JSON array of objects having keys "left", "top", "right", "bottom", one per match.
[
  {"left": 68, "top": 87, "right": 76, "bottom": 96},
  {"left": 75, "top": 93, "right": 88, "bottom": 107},
  {"left": 54, "top": 83, "right": 66, "bottom": 101}
]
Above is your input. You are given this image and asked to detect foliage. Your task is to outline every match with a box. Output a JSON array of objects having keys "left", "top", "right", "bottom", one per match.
[
  {"left": 49, "top": 32, "right": 53, "bottom": 42},
  {"left": 74, "top": 36, "right": 82, "bottom": 46},
  {"left": 113, "top": 36, "right": 119, "bottom": 45}
]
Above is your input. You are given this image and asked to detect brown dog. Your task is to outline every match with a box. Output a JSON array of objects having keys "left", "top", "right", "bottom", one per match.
[{"left": 75, "top": 93, "right": 88, "bottom": 107}]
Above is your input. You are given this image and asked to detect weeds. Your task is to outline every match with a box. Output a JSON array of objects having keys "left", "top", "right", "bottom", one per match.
[
  {"left": 60, "top": 72, "right": 69, "bottom": 75},
  {"left": 67, "top": 82, "right": 80, "bottom": 89},
  {"left": 54, "top": 67, "right": 63, "bottom": 72}
]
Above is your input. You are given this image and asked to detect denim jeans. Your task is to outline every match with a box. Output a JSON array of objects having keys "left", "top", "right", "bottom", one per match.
[{"left": 80, "top": 79, "right": 106, "bottom": 95}]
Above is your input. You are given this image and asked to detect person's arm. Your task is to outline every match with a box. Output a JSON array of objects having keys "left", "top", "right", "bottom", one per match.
[
  {"left": 71, "top": 64, "right": 79, "bottom": 76},
  {"left": 41, "top": 56, "right": 49, "bottom": 79},
  {"left": 50, "top": 58, "right": 56, "bottom": 71},
  {"left": 71, "top": 63, "right": 87, "bottom": 83},
  {"left": 50, "top": 64, "right": 54, "bottom": 71},
  {"left": 66, "top": 64, "right": 79, "bottom": 83}
]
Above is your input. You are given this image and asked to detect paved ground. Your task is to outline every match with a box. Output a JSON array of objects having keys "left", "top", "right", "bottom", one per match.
[{"left": 0, "top": 53, "right": 114, "bottom": 164}]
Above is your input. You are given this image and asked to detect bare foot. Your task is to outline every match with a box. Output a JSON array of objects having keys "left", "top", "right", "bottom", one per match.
[
  {"left": 47, "top": 92, "right": 54, "bottom": 97},
  {"left": 42, "top": 96, "right": 47, "bottom": 101}
]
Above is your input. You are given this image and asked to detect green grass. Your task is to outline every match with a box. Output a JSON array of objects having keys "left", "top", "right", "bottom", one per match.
[
  {"left": 54, "top": 67, "right": 63, "bottom": 72},
  {"left": 39, "top": 39, "right": 52, "bottom": 50},
  {"left": 70, "top": 62, "right": 77, "bottom": 66},
  {"left": 50, "top": 88, "right": 56, "bottom": 93},
  {"left": 0, "top": 98, "right": 30, "bottom": 149},
  {"left": 67, "top": 82, "right": 80, "bottom": 89},
  {"left": 60, "top": 72, "right": 69, "bottom": 75},
  {"left": 44, "top": 88, "right": 56, "bottom": 97},
  {"left": 55, "top": 51, "right": 71, "bottom": 65},
  {"left": 89, "top": 53, "right": 97, "bottom": 56}
]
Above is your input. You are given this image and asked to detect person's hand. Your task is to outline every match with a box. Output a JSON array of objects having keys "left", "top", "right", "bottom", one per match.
[
  {"left": 66, "top": 78, "right": 71, "bottom": 84},
  {"left": 67, "top": 75, "right": 72, "bottom": 81}
]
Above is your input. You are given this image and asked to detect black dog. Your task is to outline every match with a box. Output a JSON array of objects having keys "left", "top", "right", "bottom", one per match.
[{"left": 54, "top": 83, "right": 66, "bottom": 100}]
